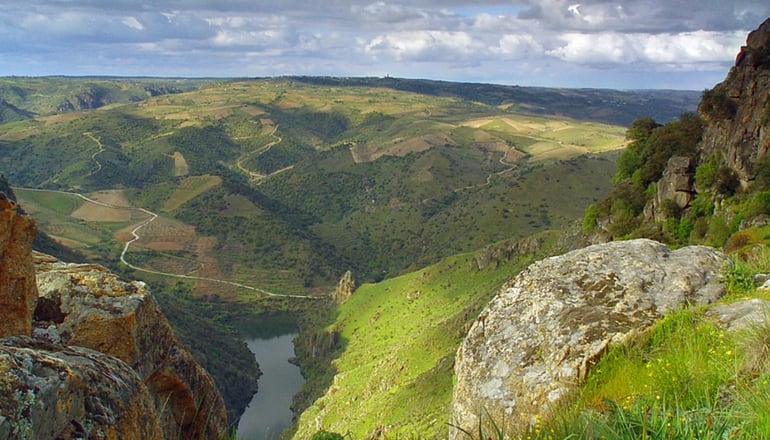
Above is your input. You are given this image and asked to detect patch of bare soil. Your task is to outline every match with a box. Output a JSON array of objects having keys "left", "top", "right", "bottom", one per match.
[
  {"left": 71, "top": 190, "right": 133, "bottom": 222},
  {"left": 87, "top": 190, "right": 131, "bottom": 207},
  {"left": 351, "top": 133, "right": 452, "bottom": 163},
  {"left": 170, "top": 151, "right": 189, "bottom": 177}
]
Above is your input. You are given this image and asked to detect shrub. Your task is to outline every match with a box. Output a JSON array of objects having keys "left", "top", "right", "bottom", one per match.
[
  {"left": 701, "top": 86, "right": 737, "bottom": 119},
  {"left": 752, "top": 153, "right": 770, "bottom": 191},
  {"left": 310, "top": 430, "right": 344, "bottom": 440},
  {"left": 582, "top": 204, "right": 599, "bottom": 235},
  {"left": 724, "top": 257, "right": 756, "bottom": 296}
]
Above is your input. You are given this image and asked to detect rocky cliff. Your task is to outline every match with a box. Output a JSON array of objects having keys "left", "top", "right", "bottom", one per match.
[
  {"left": 0, "top": 194, "right": 37, "bottom": 339},
  {"left": 0, "top": 193, "right": 228, "bottom": 439},
  {"left": 700, "top": 17, "right": 770, "bottom": 187},
  {"left": 451, "top": 239, "right": 728, "bottom": 438}
]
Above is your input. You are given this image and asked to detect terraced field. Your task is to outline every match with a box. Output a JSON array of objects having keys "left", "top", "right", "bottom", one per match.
[{"left": 2, "top": 76, "right": 694, "bottom": 297}]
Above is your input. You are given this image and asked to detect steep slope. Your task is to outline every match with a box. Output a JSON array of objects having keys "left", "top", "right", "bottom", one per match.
[
  {"left": 0, "top": 189, "right": 228, "bottom": 439},
  {"left": 587, "top": 17, "right": 770, "bottom": 246},
  {"left": 700, "top": 17, "right": 770, "bottom": 186},
  {"left": 292, "top": 233, "right": 573, "bottom": 439}
]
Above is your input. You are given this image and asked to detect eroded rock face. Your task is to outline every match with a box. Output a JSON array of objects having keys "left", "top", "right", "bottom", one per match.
[
  {"left": 0, "top": 336, "right": 163, "bottom": 440},
  {"left": 451, "top": 239, "right": 728, "bottom": 438},
  {"left": 700, "top": 17, "right": 770, "bottom": 186},
  {"left": 33, "top": 253, "right": 228, "bottom": 440},
  {"left": 646, "top": 156, "right": 695, "bottom": 221},
  {"left": 0, "top": 193, "right": 38, "bottom": 339}
]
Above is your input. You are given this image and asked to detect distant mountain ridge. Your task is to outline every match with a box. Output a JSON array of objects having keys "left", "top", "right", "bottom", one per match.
[
  {"left": 0, "top": 75, "right": 700, "bottom": 126},
  {"left": 284, "top": 75, "right": 701, "bottom": 125}
]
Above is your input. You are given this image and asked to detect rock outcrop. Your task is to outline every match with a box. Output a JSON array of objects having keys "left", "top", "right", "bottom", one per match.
[
  {"left": 451, "top": 239, "right": 728, "bottom": 438},
  {"left": 0, "top": 336, "right": 163, "bottom": 439},
  {"left": 33, "top": 253, "right": 228, "bottom": 440},
  {"left": 0, "top": 193, "right": 38, "bottom": 339},
  {"left": 0, "top": 191, "right": 228, "bottom": 439},
  {"left": 333, "top": 270, "right": 355, "bottom": 304},
  {"left": 700, "top": 17, "right": 770, "bottom": 187},
  {"left": 645, "top": 156, "right": 695, "bottom": 221}
]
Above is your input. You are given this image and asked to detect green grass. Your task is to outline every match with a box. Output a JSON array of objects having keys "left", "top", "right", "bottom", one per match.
[
  {"left": 15, "top": 188, "right": 82, "bottom": 215},
  {"left": 479, "top": 249, "right": 770, "bottom": 440},
  {"left": 292, "top": 245, "right": 552, "bottom": 439}
]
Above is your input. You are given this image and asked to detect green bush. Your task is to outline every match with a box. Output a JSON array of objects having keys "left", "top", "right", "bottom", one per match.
[
  {"left": 701, "top": 86, "right": 737, "bottom": 119},
  {"left": 310, "top": 430, "right": 344, "bottom": 440},
  {"left": 582, "top": 204, "right": 599, "bottom": 235}
]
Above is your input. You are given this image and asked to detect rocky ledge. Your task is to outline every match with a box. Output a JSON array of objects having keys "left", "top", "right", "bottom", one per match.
[
  {"left": 450, "top": 239, "right": 729, "bottom": 438},
  {"left": 0, "top": 195, "right": 227, "bottom": 439}
]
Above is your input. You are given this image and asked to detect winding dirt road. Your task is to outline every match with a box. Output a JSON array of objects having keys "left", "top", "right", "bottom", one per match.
[{"left": 19, "top": 187, "right": 319, "bottom": 300}]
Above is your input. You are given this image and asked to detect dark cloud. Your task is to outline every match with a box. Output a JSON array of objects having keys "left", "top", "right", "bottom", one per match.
[{"left": 1, "top": 0, "right": 768, "bottom": 88}]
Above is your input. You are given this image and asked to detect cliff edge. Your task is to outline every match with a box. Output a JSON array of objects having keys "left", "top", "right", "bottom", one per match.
[{"left": 0, "top": 194, "right": 228, "bottom": 439}]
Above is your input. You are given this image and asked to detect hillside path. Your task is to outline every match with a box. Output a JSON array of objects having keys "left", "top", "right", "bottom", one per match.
[
  {"left": 18, "top": 188, "right": 319, "bottom": 300},
  {"left": 235, "top": 125, "right": 281, "bottom": 181}
]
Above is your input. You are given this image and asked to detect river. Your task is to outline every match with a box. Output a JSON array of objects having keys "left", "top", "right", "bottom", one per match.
[{"left": 236, "top": 333, "right": 305, "bottom": 439}]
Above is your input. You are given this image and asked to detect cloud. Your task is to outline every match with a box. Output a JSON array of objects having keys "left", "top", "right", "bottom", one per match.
[
  {"left": 0, "top": 0, "right": 769, "bottom": 89},
  {"left": 547, "top": 30, "right": 746, "bottom": 66},
  {"left": 363, "top": 31, "right": 480, "bottom": 62}
]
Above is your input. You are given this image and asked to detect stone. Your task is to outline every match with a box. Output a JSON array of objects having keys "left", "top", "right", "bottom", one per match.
[
  {"left": 646, "top": 156, "right": 695, "bottom": 221},
  {"left": 334, "top": 270, "right": 356, "bottom": 304},
  {"left": 705, "top": 298, "right": 770, "bottom": 333},
  {"left": 451, "top": 239, "right": 729, "bottom": 438},
  {"left": 33, "top": 253, "right": 228, "bottom": 440},
  {"left": 0, "top": 193, "right": 38, "bottom": 339},
  {"left": 0, "top": 336, "right": 163, "bottom": 440},
  {"left": 700, "top": 18, "right": 770, "bottom": 187}
]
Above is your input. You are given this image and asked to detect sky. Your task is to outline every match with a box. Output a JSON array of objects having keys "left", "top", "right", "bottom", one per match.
[{"left": 1, "top": 1, "right": 769, "bottom": 90}]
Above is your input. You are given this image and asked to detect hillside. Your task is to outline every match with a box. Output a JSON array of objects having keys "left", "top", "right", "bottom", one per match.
[
  {"left": 0, "top": 74, "right": 700, "bottom": 430},
  {"left": 290, "top": 18, "right": 770, "bottom": 440},
  {"left": 0, "top": 76, "right": 681, "bottom": 296}
]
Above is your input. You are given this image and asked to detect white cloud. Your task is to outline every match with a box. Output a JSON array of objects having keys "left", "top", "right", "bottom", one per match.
[
  {"left": 1, "top": 0, "right": 769, "bottom": 88},
  {"left": 547, "top": 30, "right": 746, "bottom": 66},
  {"left": 363, "top": 31, "right": 479, "bottom": 62},
  {"left": 497, "top": 34, "right": 543, "bottom": 59},
  {"left": 122, "top": 16, "right": 144, "bottom": 30}
]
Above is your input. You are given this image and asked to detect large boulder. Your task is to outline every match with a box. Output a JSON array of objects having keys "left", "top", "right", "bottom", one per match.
[
  {"left": 451, "top": 239, "right": 729, "bottom": 438},
  {"left": 0, "top": 193, "right": 38, "bottom": 339},
  {"left": 33, "top": 253, "right": 228, "bottom": 440},
  {"left": 0, "top": 336, "right": 163, "bottom": 439}
]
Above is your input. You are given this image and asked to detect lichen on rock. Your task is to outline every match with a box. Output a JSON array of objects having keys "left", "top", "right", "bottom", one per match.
[
  {"left": 33, "top": 252, "right": 228, "bottom": 440},
  {"left": 0, "top": 193, "right": 38, "bottom": 339},
  {"left": 451, "top": 239, "right": 729, "bottom": 438}
]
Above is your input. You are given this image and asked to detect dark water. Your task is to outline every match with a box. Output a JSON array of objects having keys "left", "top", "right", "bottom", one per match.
[{"left": 236, "top": 333, "right": 304, "bottom": 439}]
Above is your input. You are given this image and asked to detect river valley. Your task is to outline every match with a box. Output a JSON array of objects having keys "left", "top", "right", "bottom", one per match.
[{"left": 237, "top": 333, "right": 305, "bottom": 439}]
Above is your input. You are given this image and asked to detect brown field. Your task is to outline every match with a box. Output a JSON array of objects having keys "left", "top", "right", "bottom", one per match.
[
  {"left": 71, "top": 190, "right": 133, "bottom": 222},
  {"left": 352, "top": 133, "right": 453, "bottom": 163},
  {"left": 170, "top": 151, "right": 189, "bottom": 177}
]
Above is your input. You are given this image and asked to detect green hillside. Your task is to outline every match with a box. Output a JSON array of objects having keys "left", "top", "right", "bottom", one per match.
[
  {"left": 3, "top": 77, "right": 643, "bottom": 295},
  {"left": 292, "top": 232, "right": 568, "bottom": 439},
  {"left": 0, "top": 76, "right": 706, "bottom": 432}
]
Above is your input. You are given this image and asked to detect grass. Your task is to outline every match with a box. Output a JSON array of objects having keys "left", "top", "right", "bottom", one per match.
[
  {"left": 4, "top": 77, "right": 624, "bottom": 295},
  {"left": 292, "top": 241, "right": 558, "bottom": 439},
  {"left": 450, "top": 243, "right": 770, "bottom": 440}
]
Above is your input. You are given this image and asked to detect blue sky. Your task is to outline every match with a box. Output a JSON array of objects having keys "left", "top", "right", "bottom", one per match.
[{"left": 1, "top": 1, "right": 768, "bottom": 90}]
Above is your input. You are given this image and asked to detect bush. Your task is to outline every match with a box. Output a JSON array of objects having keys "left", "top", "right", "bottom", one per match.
[
  {"left": 638, "top": 113, "right": 703, "bottom": 186},
  {"left": 701, "top": 86, "right": 737, "bottom": 119},
  {"left": 310, "top": 430, "right": 344, "bottom": 440},
  {"left": 742, "top": 190, "right": 770, "bottom": 219},
  {"left": 752, "top": 153, "right": 770, "bottom": 191},
  {"left": 582, "top": 204, "right": 599, "bottom": 235}
]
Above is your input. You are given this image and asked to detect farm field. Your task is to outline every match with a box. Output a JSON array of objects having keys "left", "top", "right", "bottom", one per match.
[{"left": 2, "top": 76, "right": 695, "bottom": 297}]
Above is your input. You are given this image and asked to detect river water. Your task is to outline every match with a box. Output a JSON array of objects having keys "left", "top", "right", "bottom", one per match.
[{"left": 236, "top": 333, "right": 305, "bottom": 439}]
